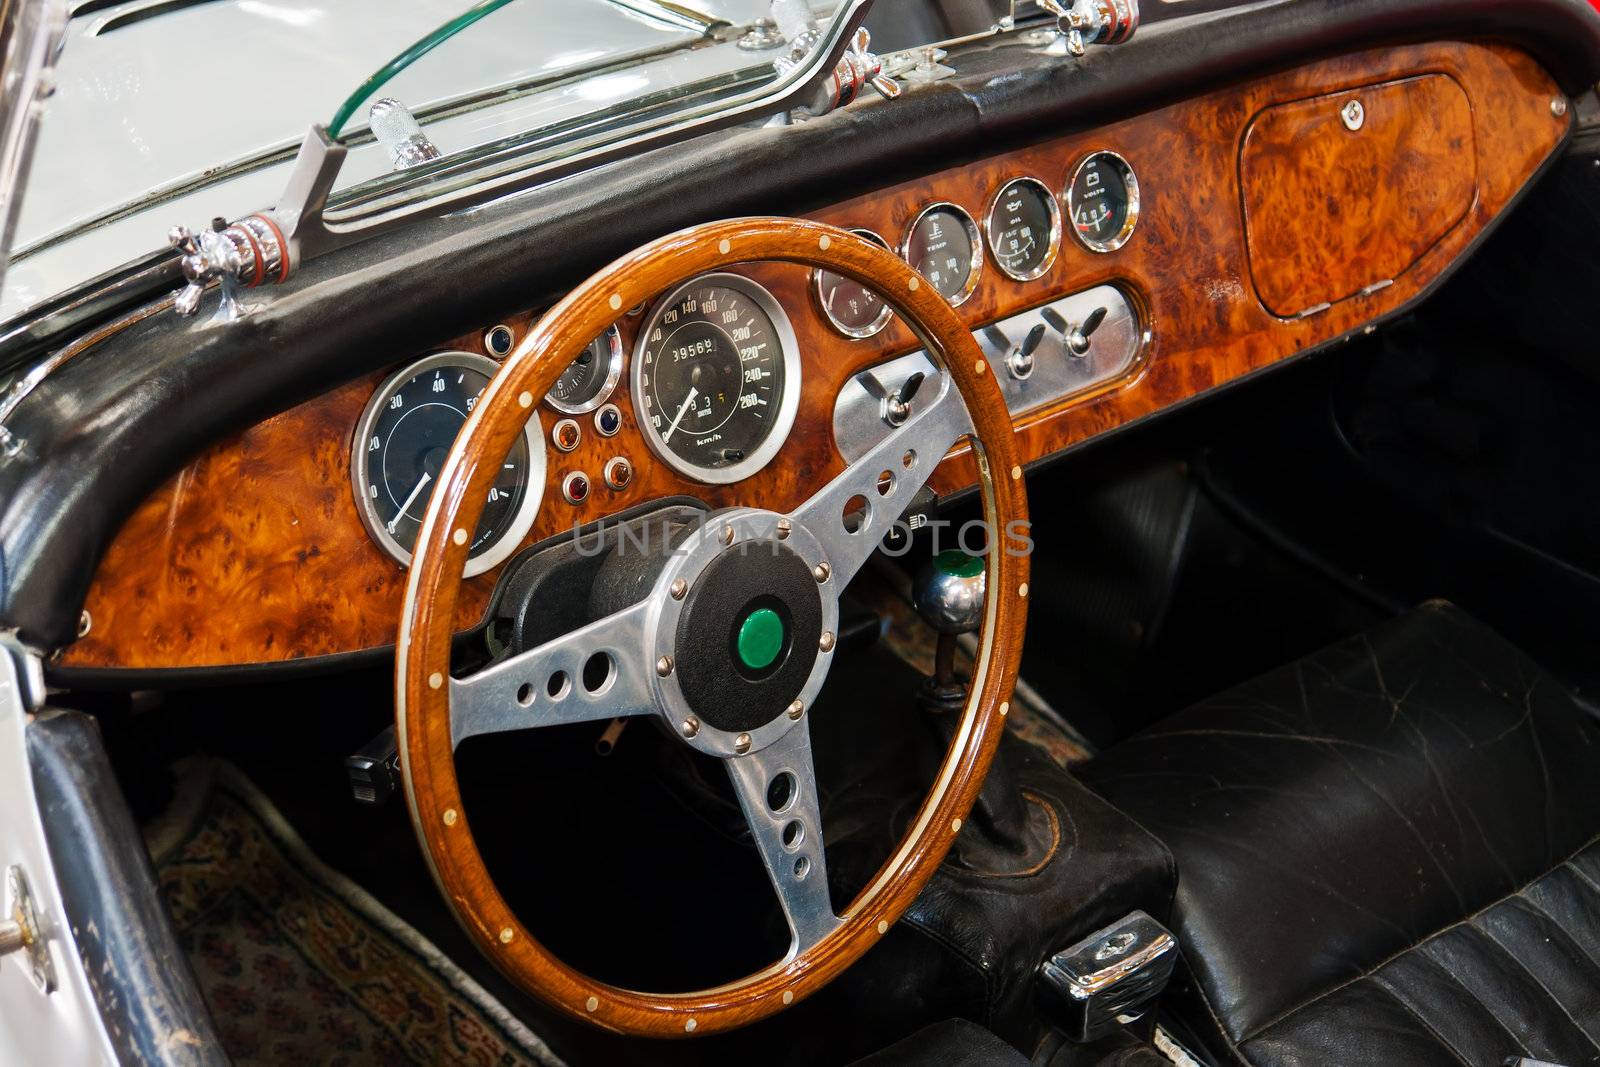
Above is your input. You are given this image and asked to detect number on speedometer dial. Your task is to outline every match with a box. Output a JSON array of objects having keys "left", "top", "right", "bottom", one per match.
[{"left": 633, "top": 273, "right": 802, "bottom": 484}]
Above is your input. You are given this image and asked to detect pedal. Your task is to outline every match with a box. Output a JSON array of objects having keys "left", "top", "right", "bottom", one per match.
[
  {"left": 1037, "top": 911, "right": 1178, "bottom": 1042},
  {"left": 346, "top": 726, "right": 400, "bottom": 807}
]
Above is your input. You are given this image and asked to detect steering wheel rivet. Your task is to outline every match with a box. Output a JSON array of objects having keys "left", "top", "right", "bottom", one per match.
[
  {"left": 1000, "top": 700, "right": 1010, "bottom": 717},
  {"left": 686, "top": 1018, "right": 698, "bottom": 1033},
  {"left": 776, "top": 518, "right": 792, "bottom": 539},
  {"left": 975, "top": 359, "right": 986, "bottom": 375},
  {"left": 442, "top": 808, "right": 458, "bottom": 826},
  {"left": 952, "top": 818, "right": 962, "bottom": 833},
  {"left": 876, "top": 920, "right": 888, "bottom": 935},
  {"left": 787, "top": 700, "right": 804, "bottom": 720},
  {"left": 608, "top": 293, "right": 622, "bottom": 311},
  {"left": 670, "top": 577, "right": 688, "bottom": 600},
  {"left": 1011, "top": 465, "right": 1022, "bottom": 480},
  {"left": 453, "top": 528, "right": 468, "bottom": 546},
  {"left": 1020, "top": 582, "right": 1029, "bottom": 598},
  {"left": 657, "top": 655, "right": 674, "bottom": 677},
  {"left": 782, "top": 990, "right": 794, "bottom": 1005},
  {"left": 819, "top": 631, "right": 835, "bottom": 653},
  {"left": 585, "top": 996, "right": 599, "bottom": 1012},
  {"left": 818, "top": 234, "right": 830, "bottom": 250},
  {"left": 499, "top": 927, "right": 515, "bottom": 943},
  {"left": 734, "top": 733, "right": 752, "bottom": 754},
  {"left": 518, "top": 391, "right": 533, "bottom": 409},
  {"left": 813, "top": 562, "right": 831, "bottom": 583},
  {"left": 719, "top": 239, "right": 731, "bottom": 254},
  {"left": 680, "top": 716, "right": 700, "bottom": 738},
  {"left": 428, "top": 671, "right": 443, "bottom": 690},
  {"left": 908, "top": 276, "right": 920, "bottom": 291}
]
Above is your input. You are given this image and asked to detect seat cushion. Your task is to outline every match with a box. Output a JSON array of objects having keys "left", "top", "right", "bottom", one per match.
[{"left": 1077, "top": 602, "right": 1600, "bottom": 1065}]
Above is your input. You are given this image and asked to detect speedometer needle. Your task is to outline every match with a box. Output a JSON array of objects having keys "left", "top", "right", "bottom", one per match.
[
  {"left": 663, "top": 387, "right": 698, "bottom": 443},
  {"left": 389, "top": 471, "right": 433, "bottom": 533}
]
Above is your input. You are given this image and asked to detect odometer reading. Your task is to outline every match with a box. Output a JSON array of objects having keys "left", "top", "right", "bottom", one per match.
[
  {"left": 1066, "top": 151, "right": 1140, "bottom": 253},
  {"left": 352, "top": 352, "right": 545, "bottom": 577},
  {"left": 902, "top": 203, "right": 981, "bottom": 305},
  {"left": 986, "top": 176, "right": 1061, "bottom": 281},
  {"left": 633, "top": 274, "right": 801, "bottom": 484}
]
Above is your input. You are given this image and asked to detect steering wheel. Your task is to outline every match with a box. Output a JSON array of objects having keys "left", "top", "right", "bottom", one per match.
[{"left": 396, "top": 218, "right": 1030, "bottom": 1037}]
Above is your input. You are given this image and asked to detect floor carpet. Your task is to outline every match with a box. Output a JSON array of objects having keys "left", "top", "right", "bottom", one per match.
[{"left": 148, "top": 760, "right": 564, "bottom": 1067}]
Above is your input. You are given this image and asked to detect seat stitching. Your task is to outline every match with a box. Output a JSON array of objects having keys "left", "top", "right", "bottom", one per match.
[
  {"left": 1239, "top": 831, "right": 1600, "bottom": 1043},
  {"left": 1410, "top": 948, "right": 1531, "bottom": 1052},
  {"left": 1518, "top": 891, "right": 1600, "bottom": 973},
  {"left": 1565, "top": 857, "right": 1600, "bottom": 900},
  {"left": 1473, "top": 911, "right": 1600, "bottom": 1056},
  {"left": 1367, "top": 977, "right": 1473, "bottom": 1067}
]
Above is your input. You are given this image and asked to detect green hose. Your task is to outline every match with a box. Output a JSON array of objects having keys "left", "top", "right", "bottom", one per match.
[{"left": 326, "top": 0, "right": 520, "bottom": 139}]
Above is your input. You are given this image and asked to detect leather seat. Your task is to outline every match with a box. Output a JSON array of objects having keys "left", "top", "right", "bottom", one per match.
[{"left": 1077, "top": 602, "right": 1600, "bottom": 1066}]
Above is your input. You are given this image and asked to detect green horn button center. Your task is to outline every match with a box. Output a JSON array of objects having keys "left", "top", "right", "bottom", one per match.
[{"left": 736, "top": 607, "right": 786, "bottom": 671}]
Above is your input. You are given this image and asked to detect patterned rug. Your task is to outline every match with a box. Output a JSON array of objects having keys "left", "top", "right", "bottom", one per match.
[{"left": 148, "top": 761, "right": 563, "bottom": 1067}]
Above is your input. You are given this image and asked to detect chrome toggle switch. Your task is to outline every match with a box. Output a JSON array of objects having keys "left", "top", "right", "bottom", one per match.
[{"left": 1008, "top": 322, "right": 1046, "bottom": 380}]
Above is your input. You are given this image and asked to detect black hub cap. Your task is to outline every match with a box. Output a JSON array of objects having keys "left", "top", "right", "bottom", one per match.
[{"left": 674, "top": 542, "right": 823, "bottom": 733}]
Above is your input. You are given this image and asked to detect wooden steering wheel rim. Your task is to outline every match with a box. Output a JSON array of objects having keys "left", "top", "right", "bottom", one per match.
[{"left": 396, "top": 217, "right": 1030, "bottom": 1038}]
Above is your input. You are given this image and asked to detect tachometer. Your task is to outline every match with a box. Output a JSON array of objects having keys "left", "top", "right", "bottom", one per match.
[
  {"left": 902, "top": 202, "right": 982, "bottom": 306},
  {"left": 546, "top": 325, "right": 623, "bottom": 414},
  {"left": 632, "top": 273, "right": 801, "bottom": 484},
  {"left": 1066, "top": 151, "right": 1140, "bottom": 253},
  {"left": 352, "top": 351, "right": 545, "bottom": 577},
  {"left": 985, "top": 176, "right": 1061, "bottom": 281}
]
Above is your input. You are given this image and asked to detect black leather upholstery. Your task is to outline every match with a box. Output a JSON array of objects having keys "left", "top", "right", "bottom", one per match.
[
  {"left": 1078, "top": 602, "right": 1600, "bottom": 1066},
  {"left": 847, "top": 1018, "right": 1029, "bottom": 1066}
]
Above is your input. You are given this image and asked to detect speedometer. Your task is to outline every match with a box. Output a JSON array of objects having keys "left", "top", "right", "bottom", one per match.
[
  {"left": 632, "top": 273, "right": 801, "bottom": 484},
  {"left": 352, "top": 351, "right": 545, "bottom": 577}
]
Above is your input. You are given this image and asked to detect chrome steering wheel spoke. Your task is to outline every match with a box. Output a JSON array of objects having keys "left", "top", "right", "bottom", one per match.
[
  {"left": 449, "top": 601, "right": 654, "bottom": 748},
  {"left": 791, "top": 375, "right": 970, "bottom": 588},
  {"left": 725, "top": 720, "right": 841, "bottom": 955}
]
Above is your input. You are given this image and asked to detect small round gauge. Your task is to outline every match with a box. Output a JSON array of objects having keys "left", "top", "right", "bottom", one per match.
[
  {"left": 632, "top": 273, "right": 801, "bottom": 484},
  {"left": 985, "top": 176, "right": 1062, "bottom": 281},
  {"left": 813, "top": 228, "right": 895, "bottom": 339},
  {"left": 352, "top": 352, "right": 545, "bottom": 577},
  {"left": 1066, "top": 151, "right": 1140, "bottom": 253},
  {"left": 545, "top": 325, "right": 623, "bottom": 415},
  {"left": 901, "top": 202, "right": 982, "bottom": 306}
]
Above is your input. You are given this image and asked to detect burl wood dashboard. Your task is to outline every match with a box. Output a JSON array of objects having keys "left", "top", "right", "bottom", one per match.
[{"left": 61, "top": 41, "right": 1567, "bottom": 673}]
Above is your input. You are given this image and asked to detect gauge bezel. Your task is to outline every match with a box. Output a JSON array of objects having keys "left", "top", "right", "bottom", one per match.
[
  {"left": 544, "top": 323, "right": 624, "bottom": 415},
  {"left": 984, "top": 175, "right": 1063, "bottom": 282},
  {"left": 1065, "top": 150, "right": 1141, "bottom": 254},
  {"left": 350, "top": 350, "right": 545, "bottom": 578},
  {"left": 631, "top": 272, "right": 803, "bottom": 485},
  {"left": 900, "top": 201, "right": 983, "bottom": 307},
  {"left": 812, "top": 228, "right": 895, "bottom": 338}
]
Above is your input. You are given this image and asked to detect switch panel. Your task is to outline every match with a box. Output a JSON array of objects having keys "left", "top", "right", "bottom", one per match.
[{"left": 832, "top": 285, "right": 1142, "bottom": 464}]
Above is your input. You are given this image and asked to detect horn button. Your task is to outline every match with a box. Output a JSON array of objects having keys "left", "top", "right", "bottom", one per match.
[{"left": 673, "top": 541, "right": 825, "bottom": 734}]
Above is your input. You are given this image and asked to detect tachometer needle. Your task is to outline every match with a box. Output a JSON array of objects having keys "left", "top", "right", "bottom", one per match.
[
  {"left": 663, "top": 387, "right": 699, "bottom": 443},
  {"left": 389, "top": 471, "right": 433, "bottom": 532}
]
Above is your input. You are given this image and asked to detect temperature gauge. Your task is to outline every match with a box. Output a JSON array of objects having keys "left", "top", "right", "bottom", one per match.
[{"left": 902, "top": 202, "right": 982, "bottom": 306}]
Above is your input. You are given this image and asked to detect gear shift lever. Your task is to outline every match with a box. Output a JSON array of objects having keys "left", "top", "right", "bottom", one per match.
[
  {"left": 913, "top": 551, "right": 986, "bottom": 712},
  {"left": 911, "top": 552, "right": 1028, "bottom": 849}
]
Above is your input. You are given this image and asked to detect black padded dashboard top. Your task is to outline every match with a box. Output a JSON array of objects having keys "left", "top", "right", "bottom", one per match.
[{"left": 2, "top": 0, "right": 1599, "bottom": 653}]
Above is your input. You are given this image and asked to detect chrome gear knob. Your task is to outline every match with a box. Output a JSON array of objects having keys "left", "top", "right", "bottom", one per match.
[{"left": 912, "top": 550, "right": 987, "bottom": 635}]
